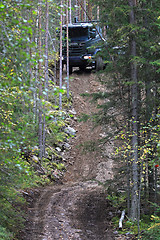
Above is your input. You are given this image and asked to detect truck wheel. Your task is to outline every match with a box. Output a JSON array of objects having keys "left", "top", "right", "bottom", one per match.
[
  {"left": 96, "top": 56, "right": 104, "bottom": 71},
  {"left": 69, "top": 66, "right": 73, "bottom": 74},
  {"left": 79, "top": 66, "right": 86, "bottom": 71}
]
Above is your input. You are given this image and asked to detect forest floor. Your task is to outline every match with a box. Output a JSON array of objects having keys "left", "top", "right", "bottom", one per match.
[{"left": 20, "top": 69, "right": 132, "bottom": 240}]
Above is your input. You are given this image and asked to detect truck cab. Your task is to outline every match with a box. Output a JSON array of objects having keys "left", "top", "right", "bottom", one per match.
[{"left": 62, "top": 22, "right": 104, "bottom": 73}]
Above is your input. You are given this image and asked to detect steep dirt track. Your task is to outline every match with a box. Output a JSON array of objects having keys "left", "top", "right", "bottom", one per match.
[
  {"left": 22, "top": 69, "right": 116, "bottom": 240},
  {"left": 64, "top": 69, "right": 114, "bottom": 183},
  {"left": 24, "top": 182, "right": 114, "bottom": 240}
]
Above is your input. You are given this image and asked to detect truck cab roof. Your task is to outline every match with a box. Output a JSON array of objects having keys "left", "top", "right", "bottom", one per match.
[{"left": 63, "top": 22, "right": 98, "bottom": 28}]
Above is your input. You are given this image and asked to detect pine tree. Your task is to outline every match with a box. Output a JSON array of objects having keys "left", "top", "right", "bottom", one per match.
[{"left": 90, "top": 0, "right": 160, "bottom": 221}]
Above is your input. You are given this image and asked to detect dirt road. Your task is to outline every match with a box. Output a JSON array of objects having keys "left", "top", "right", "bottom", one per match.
[{"left": 22, "top": 69, "right": 116, "bottom": 240}]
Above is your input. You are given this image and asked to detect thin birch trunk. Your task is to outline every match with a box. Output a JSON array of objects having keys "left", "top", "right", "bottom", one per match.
[
  {"left": 127, "top": 156, "right": 131, "bottom": 217},
  {"left": 97, "top": 6, "right": 99, "bottom": 21},
  {"left": 128, "top": 0, "right": 139, "bottom": 221},
  {"left": 43, "top": 0, "right": 49, "bottom": 157},
  {"left": 28, "top": 9, "right": 33, "bottom": 83},
  {"left": 48, "top": 31, "right": 57, "bottom": 84},
  {"left": 84, "top": 0, "right": 87, "bottom": 21},
  {"left": 137, "top": 162, "right": 143, "bottom": 236},
  {"left": 78, "top": 0, "right": 80, "bottom": 21},
  {"left": 66, "top": 0, "right": 70, "bottom": 98},
  {"left": 45, "top": 0, "right": 49, "bottom": 101},
  {"left": 69, "top": 0, "right": 72, "bottom": 23},
  {"left": 88, "top": 0, "right": 92, "bottom": 20},
  {"left": 28, "top": 9, "right": 34, "bottom": 114},
  {"left": 127, "top": 85, "right": 131, "bottom": 217},
  {"left": 81, "top": 0, "right": 84, "bottom": 21},
  {"left": 59, "top": 0, "right": 63, "bottom": 110},
  {"left": 146, "top": 79, "right": 154, "bottom": 201},
  {"left": 75, "top": 0, "right": 78, "bottom": 21},
  {"left": 33, "top": 18, "right": 39, "bottom": 123},
  {"left": 155, "top": 166, "right": 158, "bottom": 204},
  {"left": 38, "top": 0, "right": 43, "bottom": 161},
  {"left": 119, "top": 210, "right": 125, "bottom": 229}
]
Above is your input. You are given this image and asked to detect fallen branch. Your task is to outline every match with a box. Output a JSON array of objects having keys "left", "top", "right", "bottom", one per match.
[{"left": 119, "top": 210, "right": 125, "bottom": 229}]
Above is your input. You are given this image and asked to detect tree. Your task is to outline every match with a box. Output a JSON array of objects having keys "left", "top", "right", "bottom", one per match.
[
  {"left": 66, "top": 0, "right": 70, "bottom": 97},
  {"left": 59, "top": 0, "right": 63, "bottom": 109},
  {"left": 0, "top": 0, "right": 68, "bottom": 236},
  {"left": 38, "top": 0, "right": 43, "bottom": 161},
  {"left": 43, "top": 0, "right": 49, "bottom": 157},
  {"left": 90, "top": 0, "right": 160, "bottom": 223},
  {"left": 69, "top": 0, "right": 72, "bottom": 23},
  {"left": 0, "top": 0, "right": 39, "bottom": 236},
  {"left": 128, "top": 0, "right": 139, "bottom": 221}
]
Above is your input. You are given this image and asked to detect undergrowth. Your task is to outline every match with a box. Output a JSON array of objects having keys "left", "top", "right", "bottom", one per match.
[{"left": 109, "top": 194, "right": 160, "bottom": 239}]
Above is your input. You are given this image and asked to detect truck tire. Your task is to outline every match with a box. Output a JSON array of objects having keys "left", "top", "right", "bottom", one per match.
[
  {"left": 96, "top": 56, "right": 104, "bottom": 71},
  {"left": 79, "top": 66, "right": 86, "bottom": 71},
  {"left": 69, "top": 66, "right": 73, "bottom": 74}
]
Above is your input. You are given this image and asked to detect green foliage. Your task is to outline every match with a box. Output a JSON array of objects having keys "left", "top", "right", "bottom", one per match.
[
  {"left": 112, "top": 211, "right": 160, "bottom": 238},
  {"left": 0, "top": 0, "right": 38, "bottom": 236},
  {"left": 107, "top": 192, "right": 126, "bottom": 208},
  {"left": 141, "top": 225, "right": 160, "bottom": 240},
  {"left": 0, "top": 0, "right": 68, "bottom": 237},
  {"left": 90, "top": 0, "right": 160, "bottom": 223},
  {"left": 115, "top": 114, "right": 160, "bottom": 168},
  {"left": 0, "top": 226, "right": 13, "bottom": 240},
  {"left": 140, "top": 215, "right": 160, "bottom": 240},
  {"left": 52, "top": 162, "right": 65, "bottom": 170},
  {"left": 111, "top": 214, "right": 154, "bottom": 236},
  {"left": 46, "top": 109, "right": 69, "bottom": 145}
]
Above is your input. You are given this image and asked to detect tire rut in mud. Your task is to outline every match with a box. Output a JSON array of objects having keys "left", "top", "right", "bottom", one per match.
[{"left": 22, "top": 182, "right": 115, "bottom": 240}]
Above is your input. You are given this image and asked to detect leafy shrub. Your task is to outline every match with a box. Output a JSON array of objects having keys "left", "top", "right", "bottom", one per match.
[
  {"left": 0, "top": 226, "right": 13, "bottom": 240},
  {"left": 140, "top": 215, "right": 160, "bottom": 240}
]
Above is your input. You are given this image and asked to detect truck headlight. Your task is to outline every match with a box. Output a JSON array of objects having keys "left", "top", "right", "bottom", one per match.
[{"left": 83, "top": 55, "right": 92, "bottom": 60}]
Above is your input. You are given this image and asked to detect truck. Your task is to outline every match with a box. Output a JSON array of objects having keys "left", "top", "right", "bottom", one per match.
[{"left": 62, "top": 22, "right": 104, "bottom": 74}]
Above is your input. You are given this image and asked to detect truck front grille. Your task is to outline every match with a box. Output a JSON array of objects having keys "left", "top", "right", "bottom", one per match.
[{"left": 63, "top": 42, "right": 85, "bottom": 56}]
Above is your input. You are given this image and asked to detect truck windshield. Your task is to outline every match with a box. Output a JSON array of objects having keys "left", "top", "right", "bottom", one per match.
[{"left": 69, "top": 27, "right": 88, "bottom": 41}]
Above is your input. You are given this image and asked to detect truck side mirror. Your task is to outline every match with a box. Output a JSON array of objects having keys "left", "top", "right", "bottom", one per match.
[{"left": 90, "top": 29, "right": 96, "bottom": 38}]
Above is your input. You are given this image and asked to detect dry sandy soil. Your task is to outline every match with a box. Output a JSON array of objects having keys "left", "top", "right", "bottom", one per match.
[{"left": 20, "top": 68, "right": 130, "bottom": 240}]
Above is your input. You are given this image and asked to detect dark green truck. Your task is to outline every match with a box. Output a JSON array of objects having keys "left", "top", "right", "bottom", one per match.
[{"left": 62, "top": 22, "right": 104, "bottom": 73}]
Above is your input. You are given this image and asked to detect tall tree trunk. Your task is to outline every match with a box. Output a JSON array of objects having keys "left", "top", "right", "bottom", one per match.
[
  {"left": 78, "top": 0, "right": 80, "bottom": 21},
  {"left": 59, "top": 0, "right": 63, "bottom": 110},
  {"left": 66, "top": 0, "right": 70, "bottom": 98},
  {"left": 84, "top": 0, "right": 87, "bottom": 21},
  {"left": 75, "top": 0, "right": 78, "bottom": 21},
  {"left": 146, "top": 81, "right": 154, "bottom": 201},
  {"left": 69, "top": 0, "right": 72, "bottom": 23},
  {"left": 128, "top": 0, "right": 139, "bottom": 221},
  {"left": 127, "top": 85, "right": 131, "bottom": 217},
  {"left": 88, "top": 0, "right": 92, "bottom": 20},
  {"left": 97, "top": 5, "right": 99, "bottom": 20},
  {"left": 43, "top": 0, "right": 49, "bottom": 157},
  {"left": 45, "top": 0, "right": 49, "bottom": 99},
  {"left": 81, "top": 0, "right": 84, "bottom": 21},
  {"left": 143, "top": 1, "right": 155, "bottom": 201},
  {"left": 33, "top": 18, "right": 39, "bottom": 123},
  {"left": 145, "top": 72, "right": 155, "bottom": 202},
  {"left": 38, "top": 0, "right": 43, "bottom": 161}
]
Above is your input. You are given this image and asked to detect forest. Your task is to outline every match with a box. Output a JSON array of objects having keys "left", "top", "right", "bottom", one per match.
[{"left": 0, "top": 0, "right": 160, "bottom": 239}]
